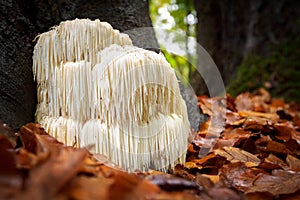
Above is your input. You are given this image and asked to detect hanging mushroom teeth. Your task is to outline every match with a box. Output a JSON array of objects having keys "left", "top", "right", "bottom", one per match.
[{"left": 33, "top": 18, "right": 190, "bottom": 172}]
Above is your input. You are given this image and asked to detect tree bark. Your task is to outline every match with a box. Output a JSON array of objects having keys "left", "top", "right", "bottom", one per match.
[{"left": 194, "top": 0, "right": 300, "bottom": 94}]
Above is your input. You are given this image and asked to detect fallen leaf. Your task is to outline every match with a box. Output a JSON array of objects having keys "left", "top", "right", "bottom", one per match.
[
  {"left": 66, "top": 176, "right": 113, "bottom": 200},
  {"left": 219, "top": 162, "right": 260, "bottom": 192},
  {"left": 17, "top": 149, "right": 88, "bottom": 199},
  {"left": 214, "top": 147, "right": 260, "bottom": 165},
  {"left": 147, "top": 174, "right": 200, "bottom": 192},
  {"left": 266, "top": 140, "right": 292, "bottom": 155},
  {"left": 221, "top": 128, "right": 251, "bottom": 140},
  {"left": 0, "top": 121, "right": 17, "bottom": 147},
  {"left": 208, "top": 187, "right": 244, "bottom": 200},
  {"left": 196, "top": 174, "right": 214, "bottom": 191},
  {"left": 286, "top": 154, "right": 300, "bottom": 171},
  {"left": 245, "top": 170, "right": 300, "bottom": 196},
  {"left": 109, "top": 170, "right": 160, "bottom": 200}
]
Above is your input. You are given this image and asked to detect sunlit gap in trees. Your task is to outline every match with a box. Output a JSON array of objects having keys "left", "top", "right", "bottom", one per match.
[{"left": 150, "top": 0, "right": 197, "bottom": 86}]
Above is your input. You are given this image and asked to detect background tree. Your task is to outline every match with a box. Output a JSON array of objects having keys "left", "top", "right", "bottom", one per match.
[{"left": 194, "top": 0, "right": 300, "bottom": 98}]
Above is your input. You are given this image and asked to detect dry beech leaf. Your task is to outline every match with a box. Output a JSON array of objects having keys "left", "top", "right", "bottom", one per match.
[
  {"left": 221, "top": 128, "right": 251, "bottom": 140},
  {"left": 214, "top": 146, "right": 260, "bottom": 165},
  {"left": 147, "top": 174, "right": 199, "bottom": 192},
  {"left": 225, "top": 111, "right": 245, "bottom": 126},
  {"left": 66, "top": 176, "right": 114, "bottom": 200},
  {"left": 266, "top": 140, "right": 292, "bottom": 155},
  {"left": 286, "top": 154, "right": 300, "bottom": 171},
  {"left": 198, "top": 95, "right": 213, "bottom": 116},
  {"left": 238, "top": 110, "right": 279, "bottom": 122},
  {"left": 196, "top": 174, "right": 217, "bottom": 189},
  {"left": 263, "top": 153, "right": 289, "bottom": 170},
  {"left": 274, "top": 122, "right": 298, "bottom": 142},
  {"left": 17, "top": 149, "right": 88, "bottom": 199},
  {"left": 208, "top": 187, "right": 243, "bottom": 200},
  {"left": 213, "top": 138, "right": 237, "bottom": 149},
  {"left": 235, "top": 92, "right": 254, "bottom": 111},
  {"left": 108, "top": 171, "right": 160, "bottom": 200},
  {"left": 193, "top": 153, "right": 227, "bottom": 168},
  {"left": 219, "top": 162, "right": 260, "bottom": 192},
  {"left": 245, "top": 170, "right": 300, "bottom": 196},
  {"left": 279, "top": 189, "right": 300, "bottom": 200}
]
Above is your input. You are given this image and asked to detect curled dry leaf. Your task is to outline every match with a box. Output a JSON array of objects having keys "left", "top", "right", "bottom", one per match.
[
  {"left": 219, "top": 162, "right": 260, "bottom": 192},
  {"left": 147, "top": 174, "right": 200, "bottom": 192},
  {"left": 245, "top": 170, "right": 300, "bottom": 196},
  {"left": 214, "top": 146, "right": 260, "bottom": 166},
  {"left": 286, "top": 154, "right": 300, "bottom": 171}
]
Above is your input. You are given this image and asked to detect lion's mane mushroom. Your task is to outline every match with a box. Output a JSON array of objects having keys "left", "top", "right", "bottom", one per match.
[{"left": 33, "top": 19, "right": 190, "bottom": 172}]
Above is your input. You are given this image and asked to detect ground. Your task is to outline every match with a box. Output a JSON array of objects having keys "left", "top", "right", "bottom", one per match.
[{"left": 1, "top": 88, "right": 300, "bottom": 199}]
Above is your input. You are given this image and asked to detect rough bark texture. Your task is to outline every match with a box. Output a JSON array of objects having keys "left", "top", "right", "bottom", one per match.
[
  {"left": 0, "top": 0, "right": 37, "bottom": 130},
  {"left": 194, "top": 0, "right": 300, "bottom": 94},
  {"left": 0, "top": 0, "right": 201, "bottom": 130}
]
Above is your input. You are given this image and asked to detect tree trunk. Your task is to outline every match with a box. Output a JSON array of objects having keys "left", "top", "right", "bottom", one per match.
[
  {"left": 0, "top": 0, "right": 201, "bottom": 130},
  {"left": 194, "top": 0, "right": 300, "bottom": 94}
]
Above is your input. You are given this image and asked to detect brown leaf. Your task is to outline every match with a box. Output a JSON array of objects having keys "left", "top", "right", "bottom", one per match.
[
  {"left": 0, "top": 147, "right": 23, "bottom": 189},
  {"left": 17, "top": 149, "right": 88, "bottom": 199},
  {"left": 66, "top": 176, "right": 113, "bottom": 200},
  {"left": 219, "top": 162, "right": 260, "bottom": 192},
  {"left": 195, "top": 153, "right": 226, "bottom": 167},
  {"left": 208, "top": 187, "right": 244, "bottom": 200},
  {"left": 286, "top": 154, "right": 300, "bottom": 171},
  {"left": 18, "top": 123, "right": 46, "bottom": 154},
  {"left": 213, "top": 138, "right": 238, "bottom": 149},
  {"left": 266, "top": 140, "right": 292, "bottom": 155},
  {"left": 109, "top": 170, "right": 160, "bottom": 200},
  {"left": 274, "top": 122, "right": 294, "bottom": 141},
  {"left": 198, "top": 95, "right": 213, "bottom": 116},
  {"left": 0, "top": 135, "right": 14, "bottom": 150},
  {"left": 225, "top": 111, "right": 245, "bottom": 126},
  {"left": 239, "top": 111, "right": 278, "bottom": 124},
  {"left": 0, "top": 121, "right": 17, "bottom": 147},
  {"left": 235, "top": 92, "right": 254, "bottom": 112},
  {"left": 263, "top": 153, "right": 288, "bottom": 170},
  {"left": 214, "top": 147, "right": 260, "bottom": 165},
  {"left": 196, "top": 174, "right": 214, "bottom": 191},
  {"left": 221, "top": 128, "right": 251, "bottom": 140},
  {"left": 285, "top": 139, "right": 300, "bottom": 156},
  {"left": 279, "top": 189, "right": 300, "bottom": 200},
  {"left": 258, "top": 162, "right": 282, "bottom": 172},
  {"left": 234, "top": 137, "right": 258, "bottom": 154},
  {"left": 245, "top": 170, "right": 300, "bottom": 196},
  {"left": 147, "top": 174, "right": 199, "bottom": 192},
  {"left": 14, "top": 148, "right": 42, "bottom": 170},
  {"left": 246, "top": 192, "right": 274, "bottom": 200},
  {"left": 293, "top": 116, "right": 300, "bottom": 128},
  {"left": 174, "top": 164, "right": 196, "bottom": 180},
  {"left": 153, "top": 192, "right": 202, "bottom": 200}
]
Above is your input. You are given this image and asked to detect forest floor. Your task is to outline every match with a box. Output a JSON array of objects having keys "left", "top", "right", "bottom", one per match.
[{"left": 1, "top": 88, "right": 300, "bottom": 200}]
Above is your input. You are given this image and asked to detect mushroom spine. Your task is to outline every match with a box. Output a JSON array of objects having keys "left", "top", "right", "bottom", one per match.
[{"left": 33, "top": 19, "right": 190, "bottom": 172}]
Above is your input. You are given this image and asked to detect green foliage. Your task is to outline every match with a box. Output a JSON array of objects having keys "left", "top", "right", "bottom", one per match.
[
  {"left": 149, "top": 0, "right": 197, "bottom": 86},
  {"left": 227, "top": 39, "right": 300, "bottom": 103}
]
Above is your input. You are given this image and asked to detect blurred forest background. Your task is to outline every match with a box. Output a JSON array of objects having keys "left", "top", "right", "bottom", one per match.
[{"left": 150, "top": 0, "right": 300, "bottom": 102}]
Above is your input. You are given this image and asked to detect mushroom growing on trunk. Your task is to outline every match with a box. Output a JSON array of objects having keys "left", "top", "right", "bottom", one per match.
[{"left": 33, "top": 19, "right": 190, "bottom": 172}]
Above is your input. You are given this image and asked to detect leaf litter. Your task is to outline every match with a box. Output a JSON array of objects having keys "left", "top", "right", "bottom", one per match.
[{"left": 1, "top": 88, "right": 300, "bottom": 199}]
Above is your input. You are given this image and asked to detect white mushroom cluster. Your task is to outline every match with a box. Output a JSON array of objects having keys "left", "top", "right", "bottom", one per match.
[{"left": 33, "top": 19, "right": 190, "bottom": 172}]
